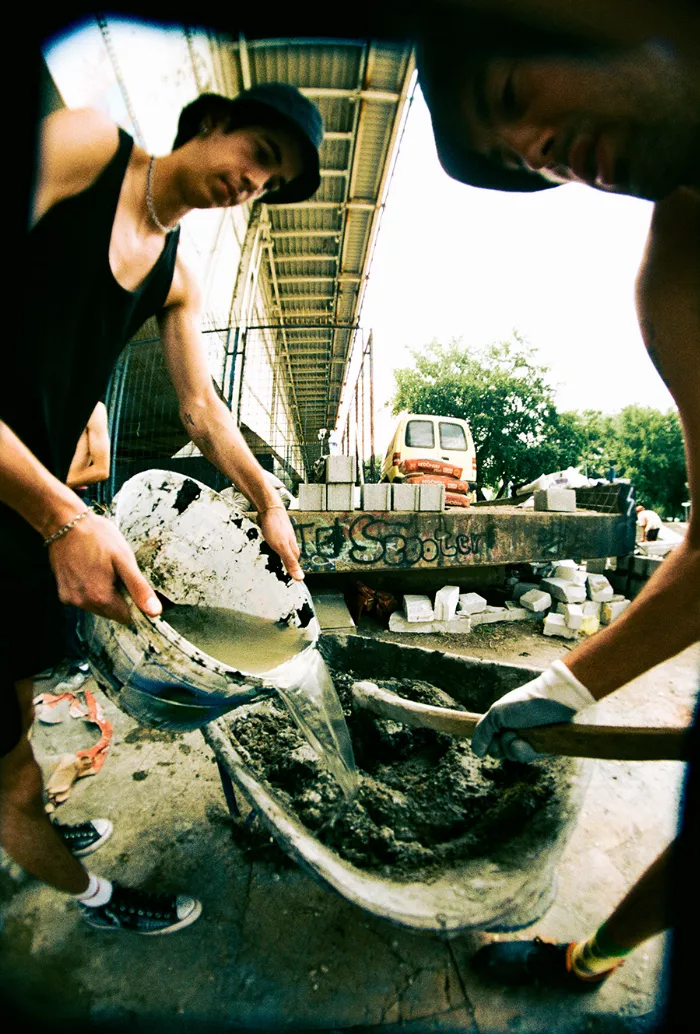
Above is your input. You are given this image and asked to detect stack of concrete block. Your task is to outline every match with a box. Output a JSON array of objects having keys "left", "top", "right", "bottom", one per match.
[
  {"left": 390, "top": 585, "right": 475, "bottom": 634},
  {"left": 512, "top": 581, "right": 541, "bottom": 601},
  {"left": 297, "top": 483, "right": 326, "bottom": 510},
  {"left": 586, "top": 573, "right": 615, "bottom": 602},
  {"left": 325, "top": 455, "right": 356, "bottom": 484},
  {"left": 403, "top": 594, "right": 434, "bottom": 623},
  {"left": 361, "top": 483, "right": 391, "bottom": 511},
  {"left": 601, "top": 596, "right": 631, "bottom": 625},
  {"left": 392, "top": 482, "right": 419, "bottom": 511},
  {"left": 417, "top": 482, "right": 445, "bottom": 511},
  {"left": 325, "top": 455, "right": 356, "bottom": 511},
  {"left": 534, "top": 488, "right": 576, "bottom": 512},
  {"left": 553, "top": 560, "right": 588, "bottom": 585},
  {"left": 540, "top": 576, "right": 587, "bottom": 604},
  {"left": 434, "top": 586, "right": 460, "bottom": 621},
  {"left": 543, "top": 612, "right": 578, "bottom": 639},
  {"left": 520, "top": 589, "right": 552, "bottom": 613},
  {"left": 457, "top": 592, "right": 487, "bottom": 615},
  {"left": 503, "top": 600, "right": 541, "bottom": 621},
  {"left": 471, "top": 605, "right": 510, "bottom": 625},
  {"left": 556, "top": 602, "right": 584, "bottom": 630}
]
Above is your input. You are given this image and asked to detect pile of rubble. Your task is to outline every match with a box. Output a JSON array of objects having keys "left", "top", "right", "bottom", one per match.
[{"left": 389, "top": 559, "right": 633, "bottom": 641}]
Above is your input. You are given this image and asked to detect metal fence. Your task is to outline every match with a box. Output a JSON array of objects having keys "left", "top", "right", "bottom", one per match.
[{"left": 97, "top": 320, "right": 377, "bottom": 505}]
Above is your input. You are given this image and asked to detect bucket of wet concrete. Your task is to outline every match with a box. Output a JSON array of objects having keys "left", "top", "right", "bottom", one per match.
[
  {"left": 84, "top": 470, "right": 320, "bottom": 732},
  {"left": 203, "top": 633, "right": 591, "bottom": 935}
]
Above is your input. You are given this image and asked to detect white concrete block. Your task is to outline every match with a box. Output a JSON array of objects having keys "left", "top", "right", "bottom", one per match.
[
  {"left": 543, "top": 612, "right": 578, "bottom": 639},
  {"left": 457, "top": 592, "right": 487, "bottom": 615},
  {"left": 325, "top": 455, "right": 355, "bottom": 483},
  {"left": 587, "top": 574, "right": 614, "bottom": 602},
  {"left": 580, "top": 614, "right": 600, "bottom": 636},
  {"left": 392, "top": 483, "right": 419, "bottom": 511},
  {"left": 389, "top": 613, "right": 434, "bottom": 634},
  {"left": 298, "top": 483, "right": 326, "bottom": 510},
  {"left": 554, "top": 562, "right": 587, "bottom": 585},
  {"left": 503, "top": 603, "right": 540, "bottom": 621},
  {"left": 361, "top": 483, "right": 391, "bottom": 510},
  {"left": 403, "top": 594, "right": 434, "bottom": 623},
  {"left": 512, "top": 582, "right": 541, "bottom": 600},
  {"left": 520, "top": 589, "right": 552, "bottom": 612},
  {"left": 432, "top": 617, "right": 473, "bottom": 634},
  {"left": 541, "top": 577, "right": 587, "bottom": 604},
  {"left": 534, "top": 488, "right": 576, "bottom": 512},
  {"left": 556, "top": 602, "right": 584, "bottom": 629},
  {"left": 326, "top": 483, "right": 355, "bottom": 511},
  {"left": 581, "top": 600, "right": 602, "bottom": 619},
  {"left": 601, "top": 598, "right": 631, "bottom": 625},
  {"left": 418, "top": 482, "right": 445, "bottom": 511},
  {"left": 471, "top": 606, "right": 509, "bottom": 625},
  {"left": 388, "top": 614, "right": 473, "bottom": 634},
  {"left": 434, "top": 585, "right": 460, "bottom": 621}
]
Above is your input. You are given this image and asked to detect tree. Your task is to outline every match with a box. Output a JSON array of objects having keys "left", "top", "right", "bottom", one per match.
[
  {"left": 612, "top": 406, "right": 687, "bottom": 518},
  {"left": 392, "top": 334, "right": 569, "bottom": 495}
]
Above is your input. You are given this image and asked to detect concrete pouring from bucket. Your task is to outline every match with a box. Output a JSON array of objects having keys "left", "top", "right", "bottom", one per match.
[
  {"left": 83, "top": 471, "right": 358, "bottom": 796},
  {"left": 84, "top": 469, "right": 319, "bottom": 729},
  {"left": 202, "top": 634, "right": 592, "bottom": 936}
]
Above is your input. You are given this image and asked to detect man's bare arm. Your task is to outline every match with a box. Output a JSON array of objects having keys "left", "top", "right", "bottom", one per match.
[
  {"left": 0, "top": 420, "right": 159, "bottom": 624},
  {"left": 66, "top": 402, "right": 111, "bottom": 487},
  {"left": 159, "top": 260, "right": 304, "bottom": 580},
  {"left": 564, "top": 188, "right": 700, "bottom": 699}
]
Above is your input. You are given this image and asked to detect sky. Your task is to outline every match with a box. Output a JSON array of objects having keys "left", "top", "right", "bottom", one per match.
[{"left": 359, "top": 85, "right": 676, "bottom": 451}]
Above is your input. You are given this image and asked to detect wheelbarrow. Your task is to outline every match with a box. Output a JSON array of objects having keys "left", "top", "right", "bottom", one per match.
[{"left": 202, "top": 633, "right": 593, "bottom": 936}]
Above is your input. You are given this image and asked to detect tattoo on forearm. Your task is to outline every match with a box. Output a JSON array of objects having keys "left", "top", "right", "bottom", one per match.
[{"left": 183, "top": 412, "right": 195, "bottom": 427}]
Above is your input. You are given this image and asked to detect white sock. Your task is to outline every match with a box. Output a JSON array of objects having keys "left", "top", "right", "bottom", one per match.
[{"left": 74, "top": 872, "right": 113, "bottom": 907}]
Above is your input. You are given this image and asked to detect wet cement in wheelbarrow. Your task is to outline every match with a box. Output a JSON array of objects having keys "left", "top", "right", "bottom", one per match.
[{"left": 223, "top": 668, "right": 571, "bottom": 880}]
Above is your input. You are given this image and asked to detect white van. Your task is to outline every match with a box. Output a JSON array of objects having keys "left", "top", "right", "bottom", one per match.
[{"left": 380, "top": 413, "right": 477, "bottom": 485}]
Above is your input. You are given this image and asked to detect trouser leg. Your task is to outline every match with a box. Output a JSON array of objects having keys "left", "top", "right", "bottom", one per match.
[{"left": 0, "top": 678, "right": 89, "bottom": 894}]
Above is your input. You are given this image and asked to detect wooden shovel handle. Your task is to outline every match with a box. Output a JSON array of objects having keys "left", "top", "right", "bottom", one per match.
[{"left": 351, "top": 683, "right": 690, "bottom": 762}]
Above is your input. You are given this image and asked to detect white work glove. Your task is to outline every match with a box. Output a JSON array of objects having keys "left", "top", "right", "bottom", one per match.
[{"left": 471, "top": 660, "right": 596, "bottom": 763}]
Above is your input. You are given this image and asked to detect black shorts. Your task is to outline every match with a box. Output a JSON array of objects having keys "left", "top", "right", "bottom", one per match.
[
  {"left": 0, "top": 562, "right": 68, "bottom": 756},
  {"left": 646, "top": 528, "right": 660, "bottom": 541}
]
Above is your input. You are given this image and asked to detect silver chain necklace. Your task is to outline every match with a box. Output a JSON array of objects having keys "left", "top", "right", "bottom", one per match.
[{"left": 146, "top": 156, "right": 179, "bottom": 234}]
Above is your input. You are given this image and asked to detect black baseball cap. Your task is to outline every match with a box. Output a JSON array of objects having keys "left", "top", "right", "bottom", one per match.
[
  {"left": 416, "top": 17, "right": 603, "bottom": 193},
  {"left": 174, "top": 83, "right": 324, "bottom": 204}
]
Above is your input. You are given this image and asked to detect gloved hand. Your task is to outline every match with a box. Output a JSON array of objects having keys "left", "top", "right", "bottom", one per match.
[{"left": 471, "top": 660, "right": 596, "bottom": 762}]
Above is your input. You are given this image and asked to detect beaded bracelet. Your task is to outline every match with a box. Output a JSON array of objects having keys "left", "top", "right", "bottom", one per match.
[{"left": 43, "top": 509, "right": 91, "bottom": 548}]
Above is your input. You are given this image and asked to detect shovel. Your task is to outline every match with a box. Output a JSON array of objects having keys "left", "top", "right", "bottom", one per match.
[{"left": 351, "top": 681, "right": 691, "bottom": 762}]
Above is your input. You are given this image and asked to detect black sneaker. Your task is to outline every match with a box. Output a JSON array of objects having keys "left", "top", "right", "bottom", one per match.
[
  {"left": 79, "top": 883, "right": 202, "bottom": 935},
  {"left": 54, "top": 819, "right": 113, "bottom": 857},
  {"left": 471, "top": 937, "right": 620, "bottom": 990}
]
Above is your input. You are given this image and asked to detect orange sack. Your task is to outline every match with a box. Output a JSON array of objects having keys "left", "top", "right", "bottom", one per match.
[
  {"left": 445, "top": 492, "right": 472, "bottom": 508},
  {"left": 399, "top": 458, "right": 463, "bottom": 479},
  {"left": 404, "top": 473, "right": 471, "bottom": 494}
]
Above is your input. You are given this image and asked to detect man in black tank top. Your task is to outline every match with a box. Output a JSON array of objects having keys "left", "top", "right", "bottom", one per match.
[{"left": 0, "top": 84, "right": 323, "bottom": 935}]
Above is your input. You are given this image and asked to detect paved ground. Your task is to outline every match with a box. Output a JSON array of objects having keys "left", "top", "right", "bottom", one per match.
[{"left": 1, "top": 620, "right": 697, "bottom": 1034}]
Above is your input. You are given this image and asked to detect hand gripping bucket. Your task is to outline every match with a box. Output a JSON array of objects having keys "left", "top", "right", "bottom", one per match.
[{"left": 84, "top": 471, "right": 320, "bottom": 731}]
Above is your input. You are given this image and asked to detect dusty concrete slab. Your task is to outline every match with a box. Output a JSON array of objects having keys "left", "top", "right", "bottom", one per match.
[{"left": 1, "top": 623, "right": 696, "bottom": 1033}]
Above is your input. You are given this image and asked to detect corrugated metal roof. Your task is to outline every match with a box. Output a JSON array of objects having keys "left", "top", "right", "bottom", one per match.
[{"left": 223, "top": 35, "right": 415, "bottom": 453}]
